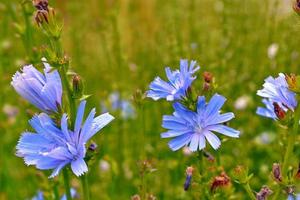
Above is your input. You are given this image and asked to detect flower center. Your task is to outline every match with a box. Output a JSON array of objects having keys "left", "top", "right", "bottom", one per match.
[{"left": 194, "top": 125, "right": 203, "bottom": 134}]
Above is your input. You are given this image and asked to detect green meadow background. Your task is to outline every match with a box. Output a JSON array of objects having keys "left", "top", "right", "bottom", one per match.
[{"left": 1, "top": 0, "right": 300, "bottom": 199}]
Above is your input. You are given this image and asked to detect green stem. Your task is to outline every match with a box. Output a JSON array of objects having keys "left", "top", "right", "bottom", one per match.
[
  {"left": 21, "top": 3, "right": 33, "bottom": 60},
  {"left": 198, "top": 151, "right": 203, "bottom": 176},
  {"left": 59, "top": 65, "right": 76, "bottom": 126},
  {"left": 243, "top": 183, "right": 256, "bottom": 200},
  {"left": 53, "top": 183, "right": 60, "bottom": 200},
  {"left": 62, "top": 168, "right": 72, "bottom": 200},
  {"left": 273, "top": 104, "right": 300, "bottom": 199},
  {"left": 81, "top": 174, "right": 90, "bottom": 200},
  {"left": 282, "top": 106, "right": 300, "bottom": 176}
]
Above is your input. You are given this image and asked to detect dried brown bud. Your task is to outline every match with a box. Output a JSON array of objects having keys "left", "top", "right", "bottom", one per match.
[
  {"left": 147, "top": 194, "right": 157, "bottom": 200},
  {"left": 295, "top": 162, "right": 300, "bottom": 179},
  {"left": 32, "top": 0, "right": 48, "bottom": 11},
  {"left": 293, "top": 0, "right": 300, "bottom": 15},
  {"left": 131, "top": 194, "right": 141, "bottom": 200},
  {"left": 186, "top": 166, "right": 194, "bottom": 176},
  {"left": 286, "top": 73, "right": 297, "bottom": 90},
  {"left": 273, "top": 102, "right": 285, "bottom": 120},
  {"left": 35, "top": 10, "right": 49, "bottom": 25},
  {"left": 72, "top": 74, "right": 83, "bottom": 98},
  {"left": 203, "top": 82, "right": 210, "bottom": 91},
  {"left": 184, "top": 166, "right": 194, "bottom": 191},
  {"left": 256, "top": 186, "right": 273, "bottom": 200},
  {"left": 272, "top": 163, "right": 282, "bottom": 182},
  {"left": 203, "top": 71, "right": 213, "bottom": 83},
  {"left": 210, "top": 172, "right": 230, "bottom": 192}
]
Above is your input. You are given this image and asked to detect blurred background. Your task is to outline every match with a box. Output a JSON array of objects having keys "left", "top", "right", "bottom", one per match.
[{"left": 1, "top": 0, "right": 300, "bottom": 199}]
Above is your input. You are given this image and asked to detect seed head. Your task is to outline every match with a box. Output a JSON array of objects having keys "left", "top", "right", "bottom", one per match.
[{"left": 210, "top": 172, "right": 230, "bottom": 192}]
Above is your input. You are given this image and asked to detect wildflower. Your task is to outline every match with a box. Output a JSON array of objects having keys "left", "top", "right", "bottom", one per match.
[
  {"left": 61, "top": 188, "right": 77, "bottom": 200},
  {"left": 267, "top": 43, "right": 279, "bottom": 59},
  {"left": 288, "top": 193, "right": 300, "bottom": 200},
  {"left": 161, "top": 94, "right": 239, "bottom": 151},
  {"left": 104, "top": 92, "right": 136, "bottom": 119},
  {"left": 257, "top": 73, "right": 297, "bottom": 112},
  {"left": 147, "top": 59, "right": 200, "bottom": 101},
  {"left": 256, "top": 99, "right": 278, "bottom": 120},
  {"left": 272, "top": 163, "right": 282, "bottom": 182},
  {"left": 31, "top": 188, "right": 76, "bottom": 200},
  {"left": 3, "top": 104, "right": 19, "bottom": 123},
  {"left": 210, "top": 172, "right": 231, "bottom": 192},
  {"left": 234, "top": 95, "right": 251, "bottom": 110},
  {"left": 32, "top": 191, "right": 44, "bottom": 200},
  {"left": 99, "top": 159, "right": 110, "bottom": 172},
  {"left": 16, "top": 101, "right": 114, "bottom": 177},
  {"left": 257, "top": 73, "right": 297, "bottom": 120},
  {"left": 255, "top": 132, "right": 274, "bottom": 145},
  {"left": 256, "top": 186, "right": 273, "bottom": 200},
  {"left": 120, "top": 100, "right": 135, "bottom": 119},
  {"left": 184, "top": 166, "right": 194, "bottom": 191},
  {"left": 11, "top": 60, "right": 62, "bottom": 113}
]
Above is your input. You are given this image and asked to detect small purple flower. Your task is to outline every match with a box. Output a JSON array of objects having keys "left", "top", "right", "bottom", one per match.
[
  {"left": 257, "top": 73, "right": 297, "bottom": 119},
  {"left": 11, "top": 59, "right": 62, "bottom": 113},
  {"left": 17, "top": 101, "right": 114, "bottom": 177},
  {"left": 147, "top": 59, "right": 200, "bottom": 101},
  {"left": 161, "top": 94, "right": 239, "bottom": 151}
]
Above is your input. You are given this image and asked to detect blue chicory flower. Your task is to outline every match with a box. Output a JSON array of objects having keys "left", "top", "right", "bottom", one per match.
[
  {"left": 17, "top": 101, "right": 114, "bottom": 177},
  {"left": 257, "top": 73, "right": 297, "bottom": 119},
  {"left": 32, "top": 188, "right": 77, "bottom": 200},
  {"left": 256, "top": 99, "right": 279, "bottom": 120},
  {"left": 11, "top": 59, "right": 62, "bottom": 113},
  {"left": 101, "top": 92, "right": 136, "bottom": 119},
  {"left": 288, "top": 194, "right": 300, "bottom": 200},
  {"left": 161, "top": 94, "right": 240, "bottom": 151},
  {"left": 32, "top": 191, "right": 44, "bottom": 200},
  {"left": 147, "top": 59, "right": 200, "bottom": 101}
]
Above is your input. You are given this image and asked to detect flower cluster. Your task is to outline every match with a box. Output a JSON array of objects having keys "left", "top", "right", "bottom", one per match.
[
  {"left": 12, "top": 60, "right": 114, "bottom": 177},
  {"left": 147, "top": 59, "right": 240, "bottom": 152},
  {"left": 256, "top": 73, "right": 297, "bottom": 120}
]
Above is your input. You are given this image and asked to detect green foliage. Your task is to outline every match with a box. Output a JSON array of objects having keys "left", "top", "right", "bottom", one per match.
[{"left": 1, "top": 0, "right": 300, "bottom": 199}]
